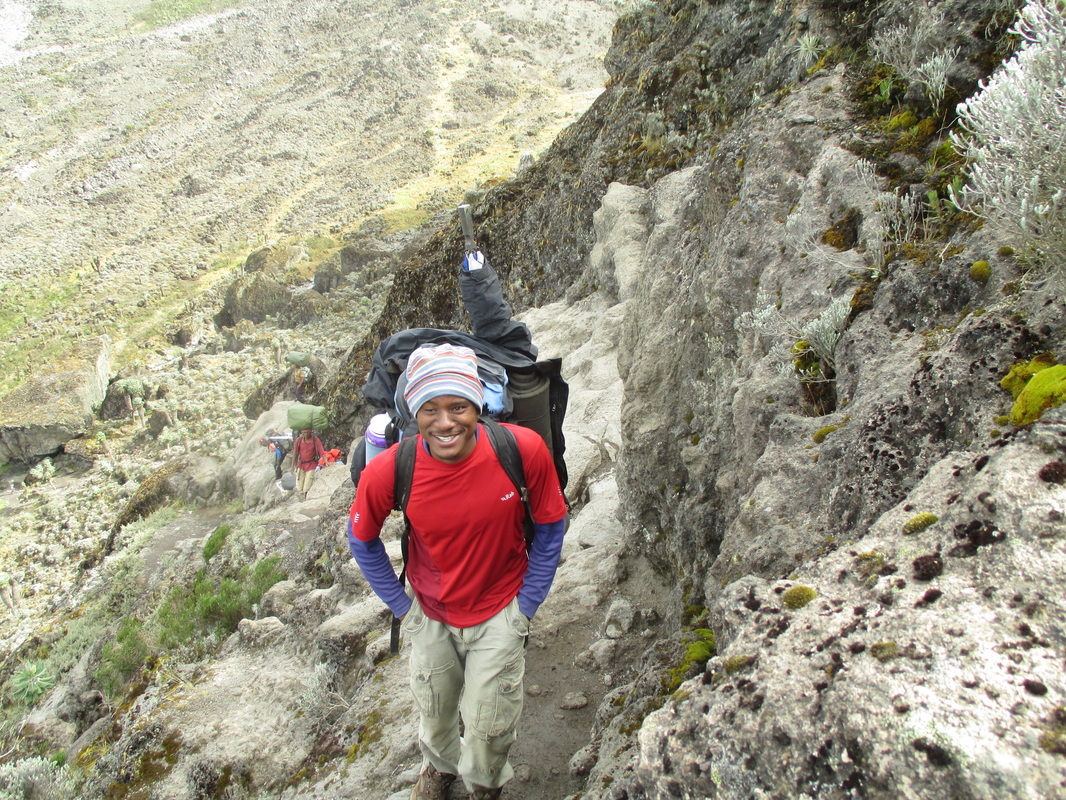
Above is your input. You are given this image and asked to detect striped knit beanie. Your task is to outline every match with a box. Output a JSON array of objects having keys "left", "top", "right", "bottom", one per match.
[{"left": 403, "top": 343, "right": 484, "bottom": 415}]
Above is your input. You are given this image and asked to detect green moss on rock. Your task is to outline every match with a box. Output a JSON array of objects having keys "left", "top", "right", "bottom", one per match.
[
  {"left": 1010, "top": 364, "right": 1066, "bottom": 426},
  {"left": 723, "top": 654, "right": 752, "bottom": 675},
  {"left": 662, "top": 628, "right": 716, "bottom": 694},
  {"left": 886, "top": 109, "right": 918, "bottom": 130},
  {"left": 813, "top": 425, "right": 839, "bottom": 444},
  {"left": 903, "top": 512, "right": 938, "bottom": 535},
  {"left": 1000, "top": 353, "right": 1057, "bottom": 399},
  {"left": 870, "top": 641, "right": 899, "bottom": 662},
  {"left": 969, "top": 260, "right": 991, "bottom": 284},
  {"left": 1039, "top": 707, "right": 1066, "bottom": 755},
  {"left": 782, "top": 585, "right": 817, "bottom": 609}
]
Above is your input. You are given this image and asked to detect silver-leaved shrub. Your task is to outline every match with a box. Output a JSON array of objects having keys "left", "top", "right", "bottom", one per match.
[{"left": 951, "top": 1, "right": 1066, "bottom": 270}]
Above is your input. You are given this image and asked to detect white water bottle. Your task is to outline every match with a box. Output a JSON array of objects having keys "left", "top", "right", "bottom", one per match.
[{"left": 364, "top": 413, "right": 391, "bottom": 465}]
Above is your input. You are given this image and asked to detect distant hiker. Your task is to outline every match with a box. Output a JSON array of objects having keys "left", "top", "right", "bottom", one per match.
[
  {"left": 288, "top": 428, "right": 325, "bottom": 497},
  {"left": 260, "top": 429, "right": 293, "bottom": 481},
  {"left": 293, "top": 366, "right": 310, "bottom": 403},
  {"left": 0, "top": 572, "right": 24, "bottom": 619},
  {"left": 348, "top": 343, "right": 567, "bottom": 800}
]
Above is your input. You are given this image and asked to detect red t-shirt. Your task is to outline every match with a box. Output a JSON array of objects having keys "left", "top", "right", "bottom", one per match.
[
  {"left": 292, "top": 435, "right": 324, "bottom": 471},
  {"left": 350, "top": 423, "right": 567, "bottom": 627}
]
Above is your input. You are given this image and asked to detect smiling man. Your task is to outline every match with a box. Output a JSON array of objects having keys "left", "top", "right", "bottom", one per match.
[{"left": 348, "top": 343, "right": 568, "bottom": 800}]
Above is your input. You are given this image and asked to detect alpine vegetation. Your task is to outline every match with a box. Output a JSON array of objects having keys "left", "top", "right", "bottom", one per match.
[
  {"left": 912, "top": 48, "right": 960, "bottom": 113},
  {"left": 869, "top": 6, "right": 946, "bottom": 81},
  {"left": 0, "top": 756, "right": 79, "bottom": 800},
  {"left": 740, "top": 293, "right": 852, "bottom": 385},
  {"left": 950, "top": 0, "right": 1066, "bottom": 270},
  {"left": 789, "top": 33, "right": 825, "bottom": 69}
]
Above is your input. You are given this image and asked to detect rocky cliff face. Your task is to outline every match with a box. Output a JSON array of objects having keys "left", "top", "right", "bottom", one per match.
[
  {"left": 3, "top": 0, "right": 1065, "bottom": 798},
  {"left": 325, "top": 0, "right": 1066, "bottom": 796}
]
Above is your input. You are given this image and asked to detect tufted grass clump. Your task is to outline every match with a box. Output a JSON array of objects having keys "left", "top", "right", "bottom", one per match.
[
  {"left": 95, "top": 616, "right": 151, "bottom": 700},
  {"left": 202, "top": 524, "right": 231, "bottom": 562},
  {"left": 782, "top": 585, "right": 818, "bottom": 609},
  {"left": 903, "top": 512, "right": 938, "bottom": 535},
  {"left": 157, "top": 555, "right": 286, "bottom": 651}
]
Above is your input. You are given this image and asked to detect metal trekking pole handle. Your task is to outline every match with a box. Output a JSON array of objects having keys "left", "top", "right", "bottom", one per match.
[{"left": 458, "top": 203, "right": 476, "bottom": 254}]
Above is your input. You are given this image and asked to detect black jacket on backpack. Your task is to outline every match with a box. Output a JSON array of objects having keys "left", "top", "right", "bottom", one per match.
[
  {"left": 362, "top": 262, "right": 538, "bottom": 411},
  {"left": 353, "top": 259, "right": 568, "bottom": 491}
]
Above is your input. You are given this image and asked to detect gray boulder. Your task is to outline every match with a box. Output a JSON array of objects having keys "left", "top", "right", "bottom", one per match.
[
  {"left": 214, "top": 273, "right": 291, "bottom": 328},
  {"left": 0, "top": 336, "right": 111, "bottom": 463}
]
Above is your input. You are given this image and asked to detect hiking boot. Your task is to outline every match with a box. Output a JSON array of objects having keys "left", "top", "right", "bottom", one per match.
[
  {"left": 411, "top": 763, "right": 456, "bottom": 800},
  {"left": 469, "top": 786, "right": 502, "bottom": 800}
]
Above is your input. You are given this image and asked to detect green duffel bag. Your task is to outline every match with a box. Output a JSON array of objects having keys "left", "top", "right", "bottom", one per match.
[
  {"left": 287, "top": 403, "right": 329, "bottom": 432},
  {"left": 285, "top": 351, "right": 312, "bottom": 368}
]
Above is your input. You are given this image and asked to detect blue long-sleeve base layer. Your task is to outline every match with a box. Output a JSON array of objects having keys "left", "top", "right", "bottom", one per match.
[{"left": 348, "top": 517, "right": 566, "bottom": 622}]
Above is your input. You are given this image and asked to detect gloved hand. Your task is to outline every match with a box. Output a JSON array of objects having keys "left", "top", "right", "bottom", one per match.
[{"left": 462, "top": 251, "right": 485, "bottom": 272}]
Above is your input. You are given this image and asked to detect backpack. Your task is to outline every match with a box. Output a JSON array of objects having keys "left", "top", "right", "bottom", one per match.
[
  {"left": 350, "top": 354, "right": 569, "bottom": 493},
  {"left": 387, "top": 417, "right": 537, "bottom": 652}
]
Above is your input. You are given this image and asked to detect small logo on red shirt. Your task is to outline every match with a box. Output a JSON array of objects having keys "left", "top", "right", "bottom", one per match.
[{"left": 500, "top": 490, "right": 515, "bottom": 502}]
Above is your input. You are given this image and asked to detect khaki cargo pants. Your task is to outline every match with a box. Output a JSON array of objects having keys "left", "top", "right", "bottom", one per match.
[{"left": 403, "top": 596, "right": 529, "bottom": 791}]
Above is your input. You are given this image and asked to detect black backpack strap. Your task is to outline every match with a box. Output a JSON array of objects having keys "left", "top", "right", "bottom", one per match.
[
  {"left": 480, "top": 418, "right": 535, "bottom": 550},
  {"left": 389, "top": 435, "right": 418, "bottom": 653}
]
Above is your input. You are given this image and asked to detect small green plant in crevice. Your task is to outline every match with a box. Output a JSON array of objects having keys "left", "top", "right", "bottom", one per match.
[
  {"left": 790, "top": 33, "right": 826, "bottom": 70},
  {"left": 740, "top": 293, "right": 851, "bottom": 416},
  {"left": 869, "top": 5, "right": 960, "bottom": 114},
  {"left": 95, "top": 616, "right": 151, "bottom": 700},
  {"left": 662, "top": 628, "right": 716, "bottom": 694},
  {"left": 156, "top": 555, "right": 287, "bottom": 651},
  {"left": 855, "top": 551, "right": 887, "bottom": 583}
]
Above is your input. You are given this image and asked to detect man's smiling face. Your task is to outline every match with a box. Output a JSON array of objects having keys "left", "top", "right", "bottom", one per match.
[{"left": 415, "top": 394, "right": 480, "bottom": 463}]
